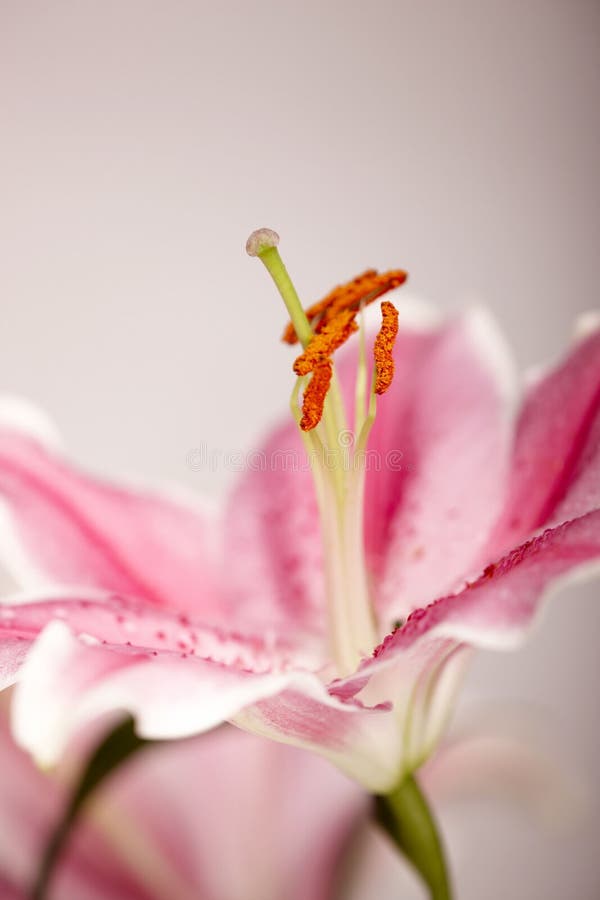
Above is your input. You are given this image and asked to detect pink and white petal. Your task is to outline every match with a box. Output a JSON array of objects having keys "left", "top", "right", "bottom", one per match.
[
  {"left": 326, "top": 509, "right": 600, "bottom": 776},
  {"left": 223, "top": 417, "right": 327, "bottom": 643},
  {"left": 339, "top": 634, "right": 472, "bottom": 776},
  {"left": 356, "top": 307, "right": 516, "bottom": 625},
  {"left": 1, "top": 589, "right": 324, "bottom": 766},
  {"left": 233, "top": 686, "right": 403, "bottom": 793},
  {"left": 0, "top": 425, "right": 222, "bottom": 620},
  {"left": 0, "top": 591, "right": 309, "bottom": 670},
  {"left": 486, "top": 321, "right": 600, "bottom": 555},
  {"left": 234, "top": 634, "right": 471, "bottom": 791},
  {"left": 11, "top": 620, "right": 398, "bottom": 791},
  {"left": 553, "top": 409, "right": 600, "bottom": 524},
  {"left": 0, "top": 636, "right": 33, "bottom": 690},
  {"left": 413, "top": 509, "right": 600, "bottom": 649},
  {"left": 354, "top": 508, "right": 600, "bottom": 677},
  {"left": 0, "top": 395, "right": 62, "bottom": 451}
]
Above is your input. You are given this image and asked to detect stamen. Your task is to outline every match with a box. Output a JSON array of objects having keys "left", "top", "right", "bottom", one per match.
[
  {"left": 282, "top": 271, "right": 376, "bottom": 344},
  {"left": 374, "top": 301, "right": 399, "bottom": 395},
  {"left": 249, "top": 230, "right": 408, "bottom": 672},
  {"left": 299, "top": 362, "right": 333, "bottom": 431},
  {"left": 283, "top": 269, "right": 407, "bottom": 345},
  {"left": 293, "top": 310, "right": 358, "bottom": 376}
]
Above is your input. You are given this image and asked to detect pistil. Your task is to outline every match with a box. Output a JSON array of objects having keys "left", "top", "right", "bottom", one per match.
[{"left": 246, "top": 229, "right": 313, "bottom": 349}]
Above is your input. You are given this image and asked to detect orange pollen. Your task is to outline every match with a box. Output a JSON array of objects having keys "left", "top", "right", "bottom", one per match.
[
  {"left": 374, "top": 301, "right": 399, "bottom": 395},
  {"left": 293, "top": 309, "right": 358, "bottom": 376},
  {"left": 282, "top": 268, "right": 408, "bottom": 345},
  {"left": 299, "top": 362, "right": 333, "bottom": 431}
]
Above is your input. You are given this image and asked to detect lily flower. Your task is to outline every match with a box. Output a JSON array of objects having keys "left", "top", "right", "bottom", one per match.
[
  {"left": 0, "top": 699, "right": 364, "bottom": 900},
  {"left": 0, "top": 229, "right": 599, "bottom": 797}
]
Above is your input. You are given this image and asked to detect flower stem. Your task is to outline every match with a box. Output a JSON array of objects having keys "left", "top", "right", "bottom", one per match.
[{"left": 374, "top": 774, "right": 452, "bottom": 900}]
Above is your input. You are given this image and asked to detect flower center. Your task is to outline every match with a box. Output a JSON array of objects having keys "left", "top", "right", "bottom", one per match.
[{"left": 247, "top": 228, "right": 406, "bottom": 675}]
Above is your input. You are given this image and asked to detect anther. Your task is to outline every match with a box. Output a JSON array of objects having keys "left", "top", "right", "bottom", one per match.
[
  {"left": 374, "top": 301, "right": 399, "bottom": 395},
  {"left": 282, "top": 271, "right": 376, "bottom": 344},
  {"left": 283, "top": 269, "right": 407, "bottom": 345},
  {"left": 299, "top": 362, "right": 333, "bottom": 431},
  {"left": 293, "top": 310, "right": 358, "bottom": 376}
]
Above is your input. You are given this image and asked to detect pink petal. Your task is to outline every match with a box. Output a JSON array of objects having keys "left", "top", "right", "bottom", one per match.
[
  {"left": 0, "top": 592, "right": 304, "bottom": 668},
  {"left": 0, "top": 590, "right": 321, "bottom": 761},
  {"left": 0, "top": 424, "right": 222, "bottom": 620},
  {"left": 233, "top": 685, "right": 404, "bottom": 792},
  {"left": 0, "top": 636, "right": 33, "bottom": 690},
  {"left": 108, "top": 726, "right": 365, "bottom": 900},
  {"left": 223, "top": 418, "right": 327, "bottom": 642},
  {"left": 0, "top": 878, "right": 21, "bottom": 900},
  {"left": 0, "top": 683, "right": 365, "bottom": 900},
  {"left": 487, "top": 323, "right": 600, "bottom": 555},
  {"left": 364, "top": 509, "right": 600, "bottom": 665},
  {"left": 349, "top": 309, "right": 515, "bottom": 624},
  {"left": 234, "top": 632, "right": 473, "bottom": 793}
]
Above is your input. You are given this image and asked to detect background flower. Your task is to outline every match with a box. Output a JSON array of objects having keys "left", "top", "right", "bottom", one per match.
[{"left": 0, "top": 697, "right": 364, "bottom": 900}]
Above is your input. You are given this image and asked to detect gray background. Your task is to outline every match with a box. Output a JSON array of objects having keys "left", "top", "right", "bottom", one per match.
[{"left": 1, "top": 2, "right": 599, "bottom": 897}]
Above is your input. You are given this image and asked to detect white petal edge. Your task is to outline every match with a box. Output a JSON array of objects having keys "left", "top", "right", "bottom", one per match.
[
  {"left": 461, "top": 305, "right": 519, "bottom": 420},
  {"left": 0, "top": 395, "right": 62, "bottom": 449},
  {"left": 572, "top": 309, "right": 600, "bottom": 342},
  {"left": 0, "top": 504, "right": 50, "bottom": 591},
  {"left": 524, "top": 310, "right": 600, "bottom": 391},
  {"left": 360, "top": 291, "right": 442, "bottom": 333}
]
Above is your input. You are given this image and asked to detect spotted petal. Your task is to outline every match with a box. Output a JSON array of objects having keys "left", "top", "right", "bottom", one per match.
[{"left": 2, "top": 595, "right": 393, "bottom": 789}]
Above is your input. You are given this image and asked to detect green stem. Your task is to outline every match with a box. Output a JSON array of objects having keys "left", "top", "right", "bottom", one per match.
[{"left": 374, "top": 774, "right": 452, "bottom": 900}]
